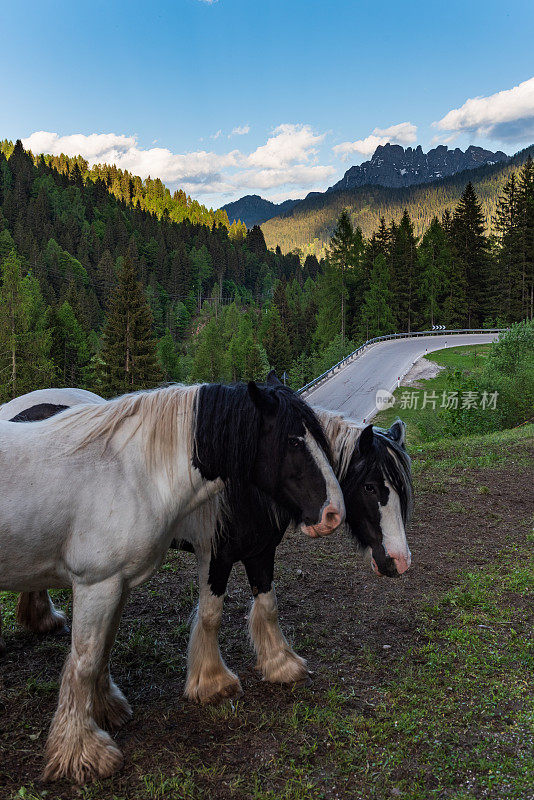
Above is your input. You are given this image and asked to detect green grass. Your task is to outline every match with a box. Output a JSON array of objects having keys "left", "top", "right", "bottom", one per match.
[{"left": 374, "top": 344, "right": 492, "bottom": 444}]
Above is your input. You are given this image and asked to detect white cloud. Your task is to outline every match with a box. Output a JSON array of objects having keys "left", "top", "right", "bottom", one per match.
[
  {"left": 435, "top": 78, "right": 534, "bottom": 142},
  {"left": 235, "top": 164, "right": 335, "bottom": 190},
  {"left": 247, "top": 123, "right": 325, "bottom": 169},
  {"left": 231, "top": 124, "right": 250, "bottom": 136},
  {"left": 21, "top": 125, "right": 334, "bottom": 203},
  {"left": 333, "top": 122, "right": 417, "bottom": 159}
]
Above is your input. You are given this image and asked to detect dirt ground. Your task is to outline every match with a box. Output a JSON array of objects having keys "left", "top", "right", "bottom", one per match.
[
  {"left": 0, "top": 435, "right": 532, "bottom": 799},
  {"left": 401, "top": 357, "right": 444, "bottom": 387}
]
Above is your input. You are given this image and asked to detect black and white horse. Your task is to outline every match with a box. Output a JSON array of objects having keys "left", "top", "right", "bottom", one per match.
[
  {"left": 0, "top": 382, "right": 344, "bottom": 783},
  {"left": 175, "top": 380, "right": 413, "bottom": 704}
]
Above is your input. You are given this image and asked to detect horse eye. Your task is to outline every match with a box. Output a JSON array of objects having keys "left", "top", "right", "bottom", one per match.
[
  {"left": 288, "top": 436, "right": 301, "bottom": 449},
  {"left": 364, "top": 483, "right": 376, "bottom": 494}
]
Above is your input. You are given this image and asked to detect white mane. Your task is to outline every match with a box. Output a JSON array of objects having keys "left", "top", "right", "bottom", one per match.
[
  {"left": 49, "top": 384, "right": 199, "bottom": 479},
  {"left": 314, "top": 408, "right": 362, "bottom": 480}
]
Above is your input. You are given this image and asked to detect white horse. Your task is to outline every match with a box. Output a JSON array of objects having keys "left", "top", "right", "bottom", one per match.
[{"left": 0, "top": 383, "right": 344, "bottom": 783}]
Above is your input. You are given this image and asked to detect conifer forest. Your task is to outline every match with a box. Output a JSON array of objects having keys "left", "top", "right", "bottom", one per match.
[{"left": 0, "top": 138, "right": 532, "bottom": 402}]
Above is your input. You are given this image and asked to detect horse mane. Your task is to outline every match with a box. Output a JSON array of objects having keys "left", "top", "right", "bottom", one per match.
[
  {"left": 200, "top": 384, "right": 333, "bottom": 546},
  {"left": 314, "top": 408, "right": 362, "bottom": 480},
  {"left": 193, "top": 382, "right": 331, "bottom": 490},
  {"left": 49, "top": 385, "right": 198, "bottom": 478},
  {"left": 315, "top": 408, "right": 413, "bottom": 526},
  {"left": 372, "top": 427, "right": 413, "bottom": 526}
]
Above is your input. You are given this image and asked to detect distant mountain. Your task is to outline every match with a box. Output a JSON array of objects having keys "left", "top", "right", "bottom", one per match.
[
  {"left": 329, "top": 143, "right": 508, "bottom": 192},
  {"left": 221, "top": 194, "right": 300, "bottom": 228},
  {"left": 261, "top": 145, "right": 534, "bottom": 255}
]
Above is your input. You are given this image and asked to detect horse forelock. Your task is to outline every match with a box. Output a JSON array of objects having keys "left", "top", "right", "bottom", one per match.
[
  {"left": 314, "top": 408, "right": 362, "bottom": 480},
  {"left": 49, "top": 385, "right": 198, "bottom": 479}
]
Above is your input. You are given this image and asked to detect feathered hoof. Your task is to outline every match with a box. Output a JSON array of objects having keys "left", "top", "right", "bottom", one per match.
[
  {"left": 258, "top": 649, "right": 309, "bottom": 684},
  {"left": 44, "top": 608, "right": 70, "bottom": 636},
  {"left": 185, "top": 669, "right": 243, "bottom": 705},
  {"left": 93, "top": 681, "right": 132, "bottom": 730},
  {"left": 16, "top": 594, "right": 69, "bottom": 636},
  {"left": 43, "top": 724, "right": 123, "bottom": 784}
]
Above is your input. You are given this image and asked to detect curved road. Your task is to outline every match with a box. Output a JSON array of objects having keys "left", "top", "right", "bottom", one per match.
[{"left": 305, "top": 333, "right": 499, "bottom": 424}]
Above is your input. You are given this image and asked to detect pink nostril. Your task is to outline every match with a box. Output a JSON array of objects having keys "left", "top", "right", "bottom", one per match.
[
  {"left": 392, "top": 553, "right": 411, "bottom": 574},
  {"left": 322, "top": 504, "right": 342, "bottom": 531}
]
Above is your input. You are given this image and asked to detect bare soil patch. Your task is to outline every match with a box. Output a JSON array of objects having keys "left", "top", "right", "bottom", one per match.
[{"left": 401, "top": 357, "right": 444, "bottom": 387}]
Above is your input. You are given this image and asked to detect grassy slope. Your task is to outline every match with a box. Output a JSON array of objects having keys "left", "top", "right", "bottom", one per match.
[
  {"left": 373, "top": 344, "right": 492, "bottom": 445},
  {"left": 261, "top": 146, "right": 534, "bottom": 255}
]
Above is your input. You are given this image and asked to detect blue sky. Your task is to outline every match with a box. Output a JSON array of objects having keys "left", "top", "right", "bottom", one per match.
[{"left": 2, "top": 0, "right": 534, "bottom": 207}]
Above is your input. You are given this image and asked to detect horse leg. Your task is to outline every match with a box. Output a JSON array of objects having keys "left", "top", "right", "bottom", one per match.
[
  {"left": 92, "top": 591, "right": 132, "bottom": 731},
  {"left": 43, "top": 577, "right": 128, "bottom": 784},
  {"left": 244, "top": 549, "right": 308, "bottom": 684},
  {"left": 17, "top": 591, "right": 69, "bottom": 635},
  {"left": 184, "top": 548, "right": 241, "bottom": 704}
]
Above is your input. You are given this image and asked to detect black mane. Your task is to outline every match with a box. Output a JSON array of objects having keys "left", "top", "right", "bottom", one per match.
[{"left": 193, "top": 382, "right": 331, "bottom": 492}]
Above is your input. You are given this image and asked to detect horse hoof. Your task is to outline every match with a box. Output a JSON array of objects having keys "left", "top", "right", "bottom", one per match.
[
  {"left": 259, "top": 650, "right": 309, "bottom": 684},
  {"left": 203, "top": 678, "right": 243, "bottom": 706},
  {"left": 185, "top": 672, "right": 243, "bottom": 706},
  {"left": 0, "top": 637, "right": 6, "bottom": 657},
  {"left": 43, "top": 726, "right": 123, "bottom": 784}
]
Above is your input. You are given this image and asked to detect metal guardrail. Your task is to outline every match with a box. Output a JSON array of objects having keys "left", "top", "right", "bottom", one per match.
[{"left": 298, "top": 328, "right": 506, "bottom": 395}]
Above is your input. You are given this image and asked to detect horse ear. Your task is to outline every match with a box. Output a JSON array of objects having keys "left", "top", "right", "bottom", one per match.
[
  {"left": 247, "top": 381, "right": 278, "bottom": 416},
  {"left": 358, "top": 424, "right": 374, "bottom": 456},
  {"left": 389, "top": 419, "right": 406, "bottom": 447},
  {"left": 265, "top": 369, "right": 282, "bottom": 387}
]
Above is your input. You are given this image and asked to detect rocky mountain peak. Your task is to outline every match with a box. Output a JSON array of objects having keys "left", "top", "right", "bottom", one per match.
[{"left": 329, "top": 143, "right": 508, "bottom": 192}]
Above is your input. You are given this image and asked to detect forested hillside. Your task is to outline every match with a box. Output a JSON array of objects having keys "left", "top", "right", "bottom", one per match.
[
  {"left": 0, "top": 139, "right": 532, "bottom": 405},
  {"left": 0, "top": 139, "right": 316, "bottom": 400},
  {"left": 262, "top": 145, "right": 534, "bottom": 255}
]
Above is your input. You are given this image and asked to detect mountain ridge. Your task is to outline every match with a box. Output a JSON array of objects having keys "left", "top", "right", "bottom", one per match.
[
  {"left": 220, "top": 143, "right": 510, "bottom": 232},
  {"left": 221, "top": 194, "right": 301, "bottom": 228},
  {"left": 328, "top": 143, "right": 508, "bottom": 192},
  {"left": 260, "top": 145, "right": 534, "bottom": 255}
]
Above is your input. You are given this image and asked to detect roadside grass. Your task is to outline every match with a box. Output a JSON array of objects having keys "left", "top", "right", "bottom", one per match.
[{"left": 373, "top": 344, "right": 492, "bottom": 444}]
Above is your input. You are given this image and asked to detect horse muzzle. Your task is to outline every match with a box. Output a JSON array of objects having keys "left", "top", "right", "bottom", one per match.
[
  {"left": 301, "top": 503, "right": 344, "bottom": 538},
  {"left": 372, "top": 550, "right": 412, "bottom": 577}
]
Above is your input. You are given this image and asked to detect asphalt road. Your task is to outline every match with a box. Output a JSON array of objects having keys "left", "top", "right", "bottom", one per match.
[{"left": 305, "top": 333, "right": 499, "bottom": 424}]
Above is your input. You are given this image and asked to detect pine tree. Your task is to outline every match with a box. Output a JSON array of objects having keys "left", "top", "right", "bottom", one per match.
[
  {"left": 390, "top": 209, "right": 418, "bottom": 332},
  {"left": 261, "top": 306, "right": 291, "bottom": 376},
  {"left": 451, "top": 182, "right": 488, "bottom": 326},
  {"left": 493, "top": 174, "right": 522, "bottom": 320},
  {"left": 190, "top": 317, "right": 224, "bottom": 382},
  {"left": 327, "top": 210, "right": 359, "bottom": 344},
  {"left": 47, "top": 300, "right": 90, "bottom": 387},
  {"left": 360, "top": 255, "right": 396, "bottom": 338},
  {"left": 100, "top": 257, "right": 162, "bottom": 396},
  {"left": 417, "top": 218, "right": 450, "bottom": 328},
  {"left": 516, "top": 157, "right": 534, "bottom": 319},
  {"left": 0, "top": 249, "right": 53, "bottom": 401},
  {"left": 158, "top": 328, "right": 182, "bottom": 381}
]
